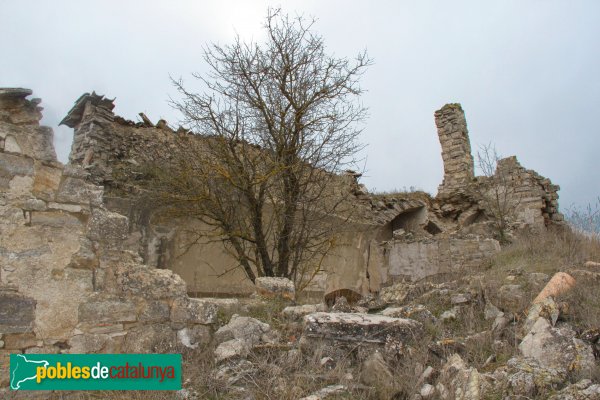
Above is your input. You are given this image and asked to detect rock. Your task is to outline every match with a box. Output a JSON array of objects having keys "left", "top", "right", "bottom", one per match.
[
  {"left": 519, "top": 317, "right": 595, "bottom": 375},
  {"left": 331, "top": 296, "right": 352, "bottom": 312},
  {"left": 420, "top": 384, "right": 436, "bottom": 399},
  {"left": 139, "top": 300, "right": 170, "bottom": 323},
  {"left": 523, "top": 296, "right": 560, "bottom": 333},
  {"left": 32, "top": 164, "right": 62, "bottom": 200},
  {"left": 505, "top": 357, "right": 566, "bottom": 398},
  {"left": 496, "top": 284, "right": 525, "bottom": 312},
  {"left": 303, "top": 312, "right": 422, "bottom": 347},
  {"left": 0, "top": 153, "right": 34, "bottom": 187},
  {"left": 215, "top": 359, "right": 256, "bottom": 386},
  {"left": 319, "top": 356, "right": 335, "bottom": 369},
  {"left": 87, "top": 208, "right": 128, "bottom": 245},
  {"left": 584, "top": 261, "right": 600, "bottom": 270},
  {"left": 214, "top": 314, "right": 271, "bottom": 347},
  {"left": 548, "top": 379, "right": 600, "bottom": 400},
  {"left": 451, "top": 293, "right": 471, "bottom": 305},
  {"left": 527, "top": 272, "right": 550, "bottom": 288},
  {"left": 439, "top": 354, "right": 483, "bottom": 400},
  {"left": 282, "top": 303, "right": 327, "bottom": 319},
  {"left": 483, "top": 301, "right": 502, "bottom": 320},
  {"left": 254, "top": 277, "right": 295, "bottom": 300},
  {"left": 193, "top": 297, "right": 241, "bottom": 316},
  {"left": 379, "top": 281, "right": 412, "bottom": 304},
  {"left": 491, "top": 312, "right": 510, "bottom": 337},
  {"left": 56, "top": 176, "right": 103, "bottom": 206},
  {"left": 299, "top": 385, "right": 348, "bottom": 400},
  {"left": 419, "top": 366, "right": 435, "bottom": 384},
  {"left": 68, "top": 333, "right": 105, "bottom": 353},
  {"left": 115, "top": 265, "right": 188, "bottom": 299},
  {"left": 360, "top": 352, "right": 396, "bottom": 396},
  {"left": 214, "top": 338, "right": 250, "bottom": 363},
  {"left": 441, "top": 307, "right": 459, "bottom": 322},
  {"left": 22, "top": 198, "right": 46, "bottom": 211},
  {"left": 177, "top": 325, "right": 211, "bottom": 349},
  {"left": 67, "top": 237, "right": 98, "bottom": 270},
  {"left": 170, "top": 297, "right": 218, "bottom": 327},
  {"left": 380, "top": 304, "right": 437, "bottom": 325}
]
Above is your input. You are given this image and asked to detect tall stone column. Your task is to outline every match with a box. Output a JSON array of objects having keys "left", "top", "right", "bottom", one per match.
[{"left": 435, "top": 103, "right": 474, "bottom": 197}]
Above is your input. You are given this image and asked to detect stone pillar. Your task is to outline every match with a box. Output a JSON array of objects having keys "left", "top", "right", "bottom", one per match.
[
  {"left": 435, "top": 103, "right": 474, "bottom": 196},
  {"left": 60, "top": 92, "right": 116, "bottom": 182}
]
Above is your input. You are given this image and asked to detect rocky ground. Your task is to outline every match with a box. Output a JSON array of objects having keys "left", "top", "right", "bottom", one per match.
[{"left": 16, "top": 228, "right": 600, "bottom": 400}]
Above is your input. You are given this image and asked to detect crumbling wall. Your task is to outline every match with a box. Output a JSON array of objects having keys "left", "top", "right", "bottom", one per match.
[
  {"left": 0, "top": 89, "right": 216, "bottom": 378},
  {"left": 492, "top": 156, "right": 563, "bottom": 226},
  {"left": 56, "top": 92, "right": 564, "bottom": 299},
  {"left": 434, "top": 103, "right": 563, "bottom": 231},
  {"left": 63, "top": 92, "right": 185, "bottom": 189}
]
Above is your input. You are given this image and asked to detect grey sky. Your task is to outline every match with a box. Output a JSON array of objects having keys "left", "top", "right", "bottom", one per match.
[{"left": 2, "top": 1, "right": 598, "bottom": 209}]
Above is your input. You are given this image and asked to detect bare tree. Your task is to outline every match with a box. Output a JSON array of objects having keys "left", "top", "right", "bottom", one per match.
[
  {"left": 144, "top": 8, "right": 370, "bottom": 287},
  {"left": 476, "top": 143, "right": 520, "bottom": 242}
]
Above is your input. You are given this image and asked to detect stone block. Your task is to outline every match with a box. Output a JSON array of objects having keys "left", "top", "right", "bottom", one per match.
[
  {"left": 122, "top": 324, "right": 176, "bottom": 353},
  {"left": 303, "top": 312, "right": 422, "bottom": 346},
  {"left": 139, "top": 300, "right": 171, "bottom": 323},
  {"left": 3, "top": 332, "right": 39, "bottom": 350},
  {"left": 67, "top": 333, "right": 110, "bottom": 353},
  {"left": 78, "top": 294, "right": 137, "bottom": 323},
  {"left": 0, "top": 153, "right": 34, "bottom": 188},
  {"left": 255, "top": 277, "right": 295, "bottom": 300},
  {"left": 32, "top": 164, "right": 62, "bottom": 200},
  {"left": 56, "top": 176, "right": 103, "bottom": 205},
  {"left": 170, "top": 297, "right": 218, "bottom": 327},
  {"left": 0, "top": 288, "right": 36, "bottom": 333},
  {"left": 87, "top": 208, "right": 128, "bottom": 244},
  {"left": 115, "top": 265, "right": 187, "bottom": 300},
  {"left": 30, "top": 210, "right": 84, "bottom": 228},
  {"left": 67, "top": 237, "right": 98, "bottom": 270}
]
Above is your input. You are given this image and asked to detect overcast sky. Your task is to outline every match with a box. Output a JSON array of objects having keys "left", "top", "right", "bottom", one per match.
[{"left": 2, "top": 1, "right": 598, "bottom": 209}]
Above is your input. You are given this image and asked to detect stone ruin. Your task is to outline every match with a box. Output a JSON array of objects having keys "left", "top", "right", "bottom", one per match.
[{"left": 0, "top": 88, "right": 563, "bottom": 364}]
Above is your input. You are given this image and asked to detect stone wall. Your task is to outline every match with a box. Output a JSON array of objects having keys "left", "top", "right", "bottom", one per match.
[
  {"left": 0, "top": 89, "right": 216, "bottom": 381},
  {"left": 492, "top": 156, "right": 563, "bottom": 226},
  {"left": 387, "top": 237, "right": 500, "bottom": 281},
  {"left": 434, "top": 103, "right": 563, "bottom": 231}
]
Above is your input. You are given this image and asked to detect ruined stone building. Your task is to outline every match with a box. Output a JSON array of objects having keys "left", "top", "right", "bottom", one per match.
[{"left": 0, "top": 88, "right": 562, "bottom": 360}]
